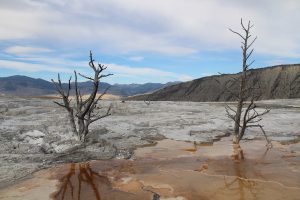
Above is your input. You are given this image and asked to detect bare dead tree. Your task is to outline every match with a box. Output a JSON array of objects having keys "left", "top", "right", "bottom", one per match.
[
  {"left": 226, "top": 19, "right": 271, "bottom": 159},
  {"left": 144, "top": 94, "right": 151, "bottom": 106},
  {"left": 144, "top": 99, "right": 151, "bottom": 106},
  {"left": 52, "top": 51, "right": 113, "bottom": 142}
]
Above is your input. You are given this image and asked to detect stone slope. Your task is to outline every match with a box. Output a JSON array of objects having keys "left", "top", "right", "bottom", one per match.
[{"left": 129, "top": 64, "right": 300, "bottom": 102}]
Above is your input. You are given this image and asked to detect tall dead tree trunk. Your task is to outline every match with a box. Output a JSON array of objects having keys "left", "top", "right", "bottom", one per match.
[
  {"left": 52, "top": 51, "right": 113, "bottom": 142},
  {"left": 226, "top": 19, "right": 271, "bottom": 159}
]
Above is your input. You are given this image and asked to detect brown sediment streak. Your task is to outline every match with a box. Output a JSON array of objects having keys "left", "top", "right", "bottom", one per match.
[
  {"left": 196, "top": 170, "right": 300, "bottom": 190},
  {"left": 158, "top": 169, "right": 181, "bottom": 178},
  {"left": 151, "top": 167, "right": 300, "bottom": 191}
]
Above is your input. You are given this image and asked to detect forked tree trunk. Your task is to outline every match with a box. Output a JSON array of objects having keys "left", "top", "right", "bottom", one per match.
[
  {"left": 233, "top": 67, "right": 247, "bottom": 160},
  {"left": 233, "top": 100, "right": 242, "bottom": 143},
  {"left": 52, "top": 51, "right": 113, "bottom": 142},
  {"left": 68, "top": 110, "right": 78, "bottom": 138},
  {"left": 77, "top": 118, "right": 90, "bottom": 142}
]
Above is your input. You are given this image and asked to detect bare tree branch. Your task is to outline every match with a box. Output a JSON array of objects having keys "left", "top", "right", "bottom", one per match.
[
  {"left": 229, "top": 28, "right": 246, "bottom": 40},
  {"left": 52, "top": 51, "right": 113, "bottom": 142}
]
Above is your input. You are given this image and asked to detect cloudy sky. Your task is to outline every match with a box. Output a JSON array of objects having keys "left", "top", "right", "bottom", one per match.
[{"left": 0, "top": 0, "right": 299, "bottom": 84}]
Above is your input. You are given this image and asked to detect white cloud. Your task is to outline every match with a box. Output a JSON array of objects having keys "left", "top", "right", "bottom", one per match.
[
  {"left": 0, "top": 59, "right": 71, "bottom": 73},
  {"left": 0, "top": 55, "right": 194, "bottom": 83},
  {"left": 200, "top": 72, "right": 215, "bottom": 77},
  {"left": 178, "top": 75, "right": 194, "bottom": 82},
  {"left": 0, "top": 0, "right": 299, "bottom": 57},
  {"left": 13, "top": 56, "right": 87, "bottom": 70},
  {"left": 106, "top": 63, "right": 193, "bottom": 82},
  {"left": 128, "top": 56, "right": 144, "bottom": 61},
  {"left": 264, "top": 59, "right": 286, "bottom": 67},
  {"left": 0, "top": 0, "right": 299, "bottom": 85},
  {"left": 5, "top": 46, "right": 52, "bottom": 55},
  {"left": 107, "top": 63, "right": 175, "bottom": 77}
]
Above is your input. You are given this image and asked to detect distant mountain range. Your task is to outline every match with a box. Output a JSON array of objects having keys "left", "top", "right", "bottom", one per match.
[
  {"left": 2, "top": 64, "right": 299, "bottom": 100},
  {"left": 129, "top": 64, "right": 300, "bottom": 101},
  {"left": 0, "top": 75, "right": 180, "bottom": 97}
]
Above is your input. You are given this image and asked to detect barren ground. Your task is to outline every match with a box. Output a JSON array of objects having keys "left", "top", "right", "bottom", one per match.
[{"left": 0, "top": 96, "right": 299, "bottom": 199}]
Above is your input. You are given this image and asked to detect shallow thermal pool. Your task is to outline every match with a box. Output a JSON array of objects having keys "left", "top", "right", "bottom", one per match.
[{"left": 1, "top": 137, "right": 300, "bottom": 200}]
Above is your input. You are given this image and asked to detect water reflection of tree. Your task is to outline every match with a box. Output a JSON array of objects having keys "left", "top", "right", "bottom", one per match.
[
  {"left": 53, "top": 163, "right": 110, "bottom": 200},
  {"left": 221, "top": 163, "right": 260, "bottom": 200}
]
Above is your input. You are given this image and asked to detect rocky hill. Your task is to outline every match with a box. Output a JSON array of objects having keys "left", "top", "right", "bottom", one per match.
[
  {"left": 129, "top": 64, "right": 300, "bottom": 102},
  {"left": 0, "top": 75, "right": 54, "bottom": 96},
  {"left": 0, "top": 75, "right": 178, "bottom": 97}
]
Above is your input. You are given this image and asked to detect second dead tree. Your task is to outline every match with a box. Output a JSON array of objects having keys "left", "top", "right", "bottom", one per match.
[{"left": 225, "top": 19, "right": 271, "bottom": 159}]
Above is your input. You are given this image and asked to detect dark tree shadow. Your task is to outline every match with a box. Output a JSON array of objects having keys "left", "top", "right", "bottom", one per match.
[{"left": 53, "top": 163, "right": 111, "bottom": 200}]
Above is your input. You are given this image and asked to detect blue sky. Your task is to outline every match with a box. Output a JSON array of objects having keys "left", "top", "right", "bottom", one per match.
[{"left": 0, "top": 0, "right": 299, "bottom": 84}]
